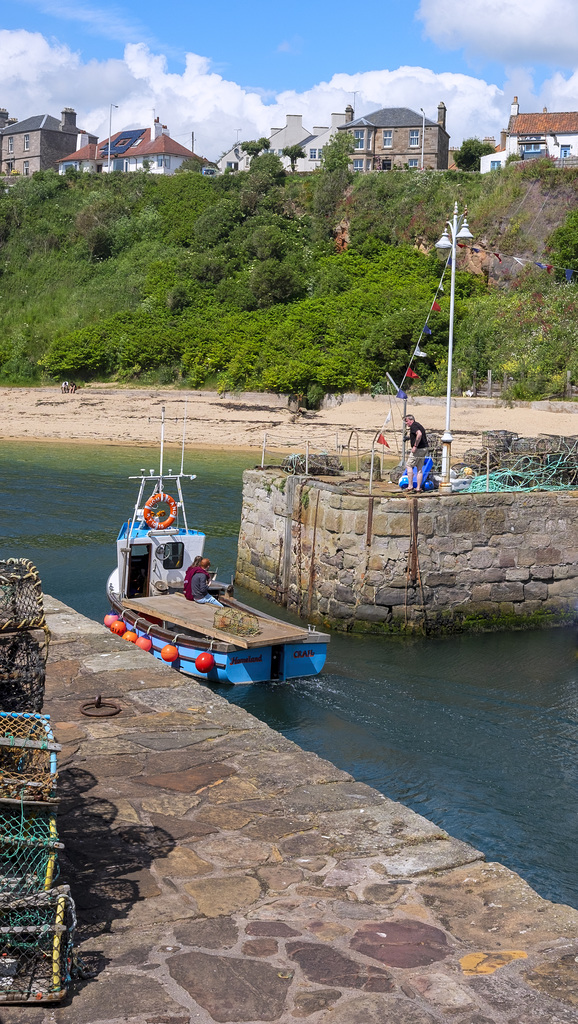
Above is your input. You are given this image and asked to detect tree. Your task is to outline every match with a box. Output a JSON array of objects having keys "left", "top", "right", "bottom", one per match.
[
  {"left": 320, "top": 132, "right": 355, "bottom": 173},
  {"left": 453, "top": 138, "right": 496, "bottom": 172},
  {"left": 282, "top": 145, "right": 306, "bottom": 172},
  {"left": 240, "top": 138, "right": 271, "bottom": 162}
]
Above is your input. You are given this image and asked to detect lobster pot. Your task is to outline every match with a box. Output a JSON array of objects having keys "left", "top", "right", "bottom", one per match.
[
  {"left": 0, "top": 714, "right": 59, "bottom": 802},
  {"left": 0, "top": 887, "right": 75, "bottom": 1004},
  {"left": 0, "top": 633, "right": 47, "bottom": 713},
  {"left": 0, "top": 561, "right": 46, "bottom": 636},
  {"left": 213, "top": 607, "right": 260, "bottom": 637},
  {"left": 0, "top": 804, "right": 61, "bottom": 896}
]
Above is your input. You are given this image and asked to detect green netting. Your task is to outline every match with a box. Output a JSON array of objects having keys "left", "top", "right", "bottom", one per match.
[
  {"left": 0, "top": 715, "right": 59, "bottom": 802},
  {"left": 0, "top": 887, "right": 76, "bottom": 1003},
  {"left": 0, "top": 561, "right": 47, "bottom": 636},
  {"left": 0, "top": 805, "right": 61, "bottom": 896}
]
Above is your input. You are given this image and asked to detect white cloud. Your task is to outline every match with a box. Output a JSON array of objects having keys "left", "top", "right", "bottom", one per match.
[
  {"left": 1, "top": 28, "right": 576, "bottom": 160},
  {"left": 417, "top": 0, "right": 578, "bottom": 66}
]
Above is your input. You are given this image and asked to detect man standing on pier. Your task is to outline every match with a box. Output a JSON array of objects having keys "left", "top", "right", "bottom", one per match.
[{"left": 404, "top": 414, "right": 429, "bottom": 492}]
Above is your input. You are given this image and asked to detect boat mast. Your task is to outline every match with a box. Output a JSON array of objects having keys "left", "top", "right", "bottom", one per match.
[
  {"left": 180, "top": 399, "right": 187, "bottom": 476},
  {"left": 159, "top": 405, "right": 165, "bottom": 488}
]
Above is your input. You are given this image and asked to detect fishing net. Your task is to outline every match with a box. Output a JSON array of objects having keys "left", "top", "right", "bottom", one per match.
[
  {"left": 0, "top": 804, "right": 61, "bottom": 896},
  {"left": 0, "top": 887, "right": 76, "bottom": 1003},
  {"left": 0, "top": 715, "right": 59, "bottom": 802},
  {"left": 213, "top": 607, "right": 261, "bottom": 637},
  {"left": 0, "top": 633, "right": 47, "bottom": 713},
  {"left": 0, "top": 561, "right": 47, "bottom": 637},
  {"left": 282, "top": 453, "right": 342, "bottom": 476}
]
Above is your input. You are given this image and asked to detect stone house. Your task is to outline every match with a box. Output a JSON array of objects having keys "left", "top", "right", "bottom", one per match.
[
  {"left": 337, "top": 102, "right": 449, "bottom": 171},
  {"left": 217, "top": 112, "right": 347, "bottom": 174},
  {"left": 480, "top": 97, "right": 578, "bottom": 172},
  {"left": 0, "top": 107, "right": 97, "bottom": 176},
  {"left": 57, "top": 118, "right": 201, "bottom": 175}
]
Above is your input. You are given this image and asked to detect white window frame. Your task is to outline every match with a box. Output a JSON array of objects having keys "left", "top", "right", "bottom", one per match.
[
  {"left": 353, "top": 158, "right": 364, "bottom": 171},
  {"left": 309, "top": 148, "right": 317, "bottom": 159},
  {"left": 490, "top": 160, "right": 501, "bottom": 170},
  {"left": 354, "top": 130, "right": 365, "bottom": 150},
  {"left": 408, "top": 158, "right": 418, "bottom": 168},
  {"left": 23, "top": 160, "right": 29, "bottom": 175},
  {"left": 409, "top": 129, "right": 420, "bottom": 147},
  {"left": 24, "top": 134, "right": 29, "bottom": 151},
  {"left": 8, "top": 137, "right": 13, "bottom": 154},
  {"left": 382, "top": 130, "right": 393, "bottom": 148},
  {"left": 318, "top": 148, "right": 323, "bottom": 158},
  {"left": 561, "top": 145, "right": 571, "bottom": 158}
]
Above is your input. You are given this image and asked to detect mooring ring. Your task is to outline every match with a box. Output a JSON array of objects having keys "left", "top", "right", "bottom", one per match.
[{"left": 80, "top": 695, "right": 122, "bottom": 718}]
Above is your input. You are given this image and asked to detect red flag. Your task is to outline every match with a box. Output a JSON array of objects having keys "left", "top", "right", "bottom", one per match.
[
  {"left": 406, "top": 368, "right": 419, "bottom": 379},
  {"left": 431, "top": 300, "right": 442, "bottom": 312},
  {"left": 493, "top": 252, "right": 502, "bottom": 263},
  {"left": 546, "top": 264, "right": 553, "bottom": 273},
  {"left": 377, "top": 434, "right": 390, "bottom": 447}
]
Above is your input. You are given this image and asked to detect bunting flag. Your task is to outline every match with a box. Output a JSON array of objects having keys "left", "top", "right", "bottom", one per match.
[
  {"left": 493, "top": 252, "right": 502, "bottom": 263},
  {"left": 405, "top": 367, "right": 420, "bottom": 379},
  {"left": 431, "top": 300, "right": 442, "bottom": 312},
  {"left": 472, "top": 247, "right": 480, "bottom": 254},
  {"left": 423, "top": 325, "right": 432, "bottom": 335},
  {"left": 396, "top": 389, "right": 408, "bottom": 400},
  {"left": 414, "top": 344, "right": 428, "bottom": 358},
  {"left": 566, "top": 269, "right": 574, "bottom": 282},
  {"left": 535, "top": 262, "right": 548, "bottom": 270},
  {"left": 377, "top": 434, "right": 390, "bottom": 447},
  {"left": 451, "top": 240, "right": 578, "bottom": 280},
  {"left": 438, "top": 283, "right": 444, "bottom": 291}
]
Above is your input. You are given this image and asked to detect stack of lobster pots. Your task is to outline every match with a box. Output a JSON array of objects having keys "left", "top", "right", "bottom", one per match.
[{"left": 0, "top": 560, "right": 77, "bottom": 1005}]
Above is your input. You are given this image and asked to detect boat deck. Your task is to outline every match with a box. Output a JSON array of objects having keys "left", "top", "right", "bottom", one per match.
[{"left": 121, "top": 594, "right": 318, "bottom": 649}]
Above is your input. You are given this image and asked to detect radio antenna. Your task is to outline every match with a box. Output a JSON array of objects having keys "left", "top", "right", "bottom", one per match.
[{"left": 180, "top": 400, "right": 187, "bottom": 475}]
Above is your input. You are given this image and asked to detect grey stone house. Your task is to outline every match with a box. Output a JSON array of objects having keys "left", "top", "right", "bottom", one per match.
[
  {"left": 0, "top": 108, "right": 97, "bottom": 177},
  {"left": 338, "top": 102, "right": 449, "bottom": 171}
]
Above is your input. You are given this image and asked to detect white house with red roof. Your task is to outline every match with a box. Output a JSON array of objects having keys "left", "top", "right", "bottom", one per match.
[
  {"left": 57, "top": 117, "right": 203, "bottom": 175},
  {"left": 481, "top": 97, "right": 578, "bottom": 172}
]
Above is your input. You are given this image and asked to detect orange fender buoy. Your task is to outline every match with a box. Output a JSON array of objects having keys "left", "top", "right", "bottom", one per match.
[
  {"left": 111, "top": 620, "right": 126, "bottom": 636},
  {"left": 104, "top": 613, "right": 119, "bottom": 628},
  {"left": 195, "top": 651, "right": 215, "bottom": 673},
  {"left": 161, "top": 644, "right": 179, "bottom": 662},
  {"left": 136, "top": 636, "right": 153, "bottom": 651},
  {"left": 124, "top": 631, "right": 138, "bottom": 643}
]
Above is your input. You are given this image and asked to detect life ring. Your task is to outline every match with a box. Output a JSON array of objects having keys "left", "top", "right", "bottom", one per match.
[{"left": 143, "top": 492, "right": 178, "bottom": 529}]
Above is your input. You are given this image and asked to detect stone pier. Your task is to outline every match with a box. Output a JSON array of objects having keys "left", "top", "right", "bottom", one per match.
[
  {"left": 236, "top": 471, "right": 578, "bottom": 633},
  {"left": 3, "top": 595, "right": 578, "bottom": 1023}
]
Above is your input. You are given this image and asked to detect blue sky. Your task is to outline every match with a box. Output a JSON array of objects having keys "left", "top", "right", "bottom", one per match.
[{"left": 2, "top": 0, "right": 578, "bottom": 158}]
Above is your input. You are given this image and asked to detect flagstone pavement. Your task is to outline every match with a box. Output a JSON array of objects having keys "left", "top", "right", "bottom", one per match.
[{"left": 2, "top": 596, "right": 578, "bottom": 1024}]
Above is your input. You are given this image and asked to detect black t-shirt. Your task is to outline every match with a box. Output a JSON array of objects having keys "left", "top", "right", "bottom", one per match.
[{"left": 409, "top": 421, "right": 428, "bottom": 448}]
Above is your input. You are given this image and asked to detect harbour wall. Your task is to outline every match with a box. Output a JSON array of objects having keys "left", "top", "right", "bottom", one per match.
[{"left": 236, "top": 470, "right": 578, "bottom": 633}]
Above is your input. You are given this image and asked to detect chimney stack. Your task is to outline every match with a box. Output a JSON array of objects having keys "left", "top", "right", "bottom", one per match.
[
  {"left": 511, "top": 96, "right": 519, "bottom": 117},
  {"left": 345, "top": 104, "right": 354, "bottom": 123},
  {"left": 60, "top": 107, "right": 77, "bottom": 130},
  {"left": 0, "top": 109, "right": 8, "bottom": 130},
  {"left": 437, "top": 101, "right": 447, "bottom": 130},
  {"left": 500, "top": 130, "right": 507, "bottom": 149}
]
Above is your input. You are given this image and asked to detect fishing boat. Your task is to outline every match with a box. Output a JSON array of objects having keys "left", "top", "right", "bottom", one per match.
[{"left": 105, "top": 409, "right": 329, "bottom": 684}]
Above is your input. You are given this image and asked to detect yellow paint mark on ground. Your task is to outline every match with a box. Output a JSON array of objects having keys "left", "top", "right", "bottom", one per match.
[{"left": 460, "top": 951, "right": 528, "bottom": 976}]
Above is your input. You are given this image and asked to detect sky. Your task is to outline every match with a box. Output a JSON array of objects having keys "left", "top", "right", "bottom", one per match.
[{"left": 2, "top": 0, "right": 578, "bottom": 160}]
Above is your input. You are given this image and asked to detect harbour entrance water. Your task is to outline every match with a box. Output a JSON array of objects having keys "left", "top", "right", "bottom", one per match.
[{"left": 2, "top": 440, "right": 577, "bottom": 908}]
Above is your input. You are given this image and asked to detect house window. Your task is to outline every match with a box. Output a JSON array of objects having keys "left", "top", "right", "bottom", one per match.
[
  {"left": 24, "top": 134, "right": 29, "bottom": 151},
  {"left": 561, "top": 145, "right": 571, "bottom": 158},
  {"left": 318, "top": 148, "right": 322, "bottom": 158},
  {"left": 353, "top": 158, "right": 364, "bottom": 171},
  {"left": 226, "top": 161, "right": 238, "bottom": 170},
  {"left": 490, "top": 160, "right": 502, "bottom": 170},
  {"left": 380, "top": 158, "right": 392, "bottom": 171},
  {"left": 8, "top": 137, "right": 13, "bottom": 153},
  {"left": 409, "top": 129, "right": 420, "bottom": 147},
  {"left": 383, "top": 130, "right": 393, "bottom": 147},
  {"left": 309, "top": 149, "right": 317, "bottom": 159},
  {"left": 157, "top": 155, "right": 171, "bottom": 169},
  {"left": 522, "top": 143, "right": 542, "bottom": 153},
  {"left": 354, "top": 130, "right": 365, "bottom": 150},
  {"left": 366, "top": 130, "right": 372, "bottom": 148},
  {"left": 5, "top": 161, "right": 13, "bottom": 172},
  {"left": 408, "top": 159, "right": 418, "bottom": 168},
  {"left": 23, "top": 161, "right": 29, "bottom": 175},
  {"left": 366, "top": 159, "right": 372, "bottom": 170}
]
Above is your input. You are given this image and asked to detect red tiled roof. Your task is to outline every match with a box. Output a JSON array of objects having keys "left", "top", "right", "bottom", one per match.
[
  {"left": 138, "top": 134, "right": 194, "bottom": 157},
  {"left": 57, "top": 143, "right": 98, "bottom": 163},
  {"left": 509, "top": 112, "right": 578, "bottom": 135}
]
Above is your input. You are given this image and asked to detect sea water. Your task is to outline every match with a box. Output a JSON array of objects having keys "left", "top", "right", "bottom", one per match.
[{"left": 1, "top": 440, "right": 577, "bottom": 909}]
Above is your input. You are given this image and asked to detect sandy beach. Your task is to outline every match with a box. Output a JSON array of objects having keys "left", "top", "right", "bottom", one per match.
[{"left": 1, "top": 385, "right": 578, "bottom": 457}]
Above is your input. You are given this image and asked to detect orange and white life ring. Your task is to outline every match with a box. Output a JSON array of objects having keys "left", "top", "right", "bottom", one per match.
[{"left": 143, "top": 492, "right": 178, "bottom": 530}]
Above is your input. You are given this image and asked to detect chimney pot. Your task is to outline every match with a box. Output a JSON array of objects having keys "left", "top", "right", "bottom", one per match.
[
  {"left": 543, "top": 106, "right": 548, "bottom": 113},
  {"left": 345, "top": 104, "right": 354, "bottom": 123},
  {"left": 60, "top": 107, "right": 77, "bottom": 130},
  {"left": 437, "top": 101, "right": 447, "bottom": 130}
]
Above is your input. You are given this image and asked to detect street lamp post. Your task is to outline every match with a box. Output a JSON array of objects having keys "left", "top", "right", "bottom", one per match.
[
  {"left": 434, "top": 202, "right": 474, "bottom": 492},
  {"left": 107, "top": 103, "right": 118, "bottom": 174}
]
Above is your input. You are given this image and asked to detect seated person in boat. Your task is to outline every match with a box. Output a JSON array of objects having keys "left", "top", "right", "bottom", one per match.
[{"left": 184, "top": 557, "right": 223, "bottom": 606}]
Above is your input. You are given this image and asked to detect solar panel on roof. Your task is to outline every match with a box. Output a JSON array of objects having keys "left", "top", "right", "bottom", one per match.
[{"left": 99, "top": 128, "right": 146, "bottom": 158}]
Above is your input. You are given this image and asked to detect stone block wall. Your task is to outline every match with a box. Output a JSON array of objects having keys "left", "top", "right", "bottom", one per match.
[{"left": 236, "top": 470, "right": 578, "bottom": 633}]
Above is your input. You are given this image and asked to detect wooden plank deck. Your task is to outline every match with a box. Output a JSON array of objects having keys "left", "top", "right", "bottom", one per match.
[{"left": 122, "top": 595, "right": 310, "bottom": 649}]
